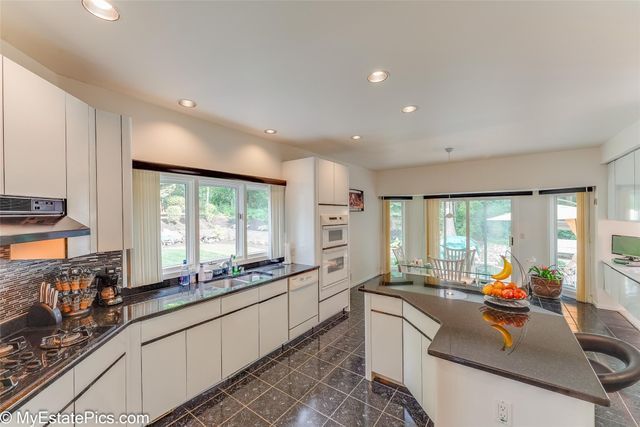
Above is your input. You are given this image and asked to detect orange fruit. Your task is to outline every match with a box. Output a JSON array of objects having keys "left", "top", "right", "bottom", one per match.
[
  {"left": 507, "top": 282, "right": 518, "bottom": 290},
  {"left": 493, "top": 281, "right": 505, "bottom": 290},
  {"left": 482, "top": 285, "right": 494, "bottom": 295}
]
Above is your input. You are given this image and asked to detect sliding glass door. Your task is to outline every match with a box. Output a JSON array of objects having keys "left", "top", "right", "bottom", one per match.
[
  {"left": 439, "top": 198, "right": 512, "bottom": 275},
  {"left": 552, "top": 194, "right": 578, "bottom": 297}
]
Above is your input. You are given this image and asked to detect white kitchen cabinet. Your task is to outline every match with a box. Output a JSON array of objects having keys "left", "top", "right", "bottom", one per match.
[
  {"left": 259, "top": 293, "right": 288, "bottom": 356},
  {"left": 317, "top": 159, "right": 349, "bottom": 206},
  {"left": 16, "top": 370, "right": 74, "bottom": 427},
  {"left": 370, "top": 311, "right": 403, "bottom": 383},
  {"left": 3, "top": 57, "right": 66, "bottom": 198},
  {"left": 614, "top": 151, "right": 636, "bottom": 221},
  {"left": 403, "top": 320, "right": 422, "bottom": 403},
  {"left": 221, "top": 304, "right": 259, "bottom": 378},
  {"left": 141, "top": 332, "right": 187, "bottom": 421},
  {"left": 95, "top": 110, "right": 124, "bottom": 252},
  {"left": 318, "top": 158, "right": 335, "bottom": 204},
  {"left": 333, "top": 163, "right": 349, "bottom": 205},
  {"left": 74, "top": 357, "right": 127, "bottom": 426},
  {"left": 0, "top": 55, "right": 4, "bottom": 195},
  {"left": 421, "top": 334, "right": 438, "bottom": 422},
  {"left": 66, "top": 94, "right": 93, "bottom": 258},
  {"left": 186, "top": 319, "right": 222, "bottom": 400},
  {"left": 121, "top": 117, "right": 133, "bottom": 250}
]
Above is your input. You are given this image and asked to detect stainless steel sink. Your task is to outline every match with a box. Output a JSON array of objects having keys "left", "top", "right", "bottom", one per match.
[{"left": 208, "top": 278, "right": 240, "bottom": 289}]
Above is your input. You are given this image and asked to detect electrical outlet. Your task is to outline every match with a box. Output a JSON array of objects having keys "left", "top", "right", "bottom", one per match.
[{"left": 496, "top": 400, "right": 512, "bottom": 426}]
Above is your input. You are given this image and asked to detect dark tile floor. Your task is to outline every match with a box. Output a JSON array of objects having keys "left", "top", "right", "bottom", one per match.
[
  {"left": 152, "top": 287, "right": 640, "bottom": 427},
  {"left": 151, "top": 286, "right": 432, "bottom": 426}
]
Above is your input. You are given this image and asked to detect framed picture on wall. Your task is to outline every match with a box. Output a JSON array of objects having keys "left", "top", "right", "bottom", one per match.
[{"left": 349, "top": 189, "right": 364, "bottom": 212}]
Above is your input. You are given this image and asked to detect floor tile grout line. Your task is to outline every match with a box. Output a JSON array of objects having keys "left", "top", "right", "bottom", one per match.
[{"left": 617, "top": 391, "right": 640, "bottom": 427}]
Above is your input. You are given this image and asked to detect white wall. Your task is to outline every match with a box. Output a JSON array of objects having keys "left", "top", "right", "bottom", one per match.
[
  {"left": 349, "top": 165, "right": 381, "bottom": 285},
  {"left": 601, "top": 119, "right": 640, "bottom": 164},
  {"left": 376, "top": 147, "right": 608, "bottom": 302}
]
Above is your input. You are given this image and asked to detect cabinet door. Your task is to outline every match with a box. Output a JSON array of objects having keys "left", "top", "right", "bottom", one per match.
[
  {"left": 141, "top": 332, "right": 187, "bottom": 421},
  {"left": 333, "top": 163, "right": 349, "bottom": 206},
  {"left": 17, "top": 370, "right": 74, "bottom": 427},
  {"left": 402, "top": 320, "right": 422, "bottom": 402},
  {"left": 608, "top": 162, "right": 616, "bottom": 220},
  {"left": 259, "top": 294, "right": 288, "bottom": 356},
  {"left": 121, "top": 116, "right": 133, "bottom": 250},
  {"left": 75, "top": 357, "right": 127, "bottom": 426},
  {"left": 66, "top": 94, "right": 92, "bottom": 258},
  {"left": 221, "top": 305, "right": 259, "bottom": 378},
  {"left": 318, "top": 158, "right": 335, "bottom": 204},
  {"left": 186, "top": 319, "right": 222, "bottom": 400},
  {"left": 370, "top": 311, "right": 403, "bottom": 383},
  {"left": 421, "top": 335, "right": 437, "bottom": 423},
  {"left": 96, "top": 110, "right": 124, "bottom": 252},
  {"left": 615, "top": 152, "right": 636, "bottom": 221},
  {"left": 3, "top": 57, "right": 66, "bottom": 198}
]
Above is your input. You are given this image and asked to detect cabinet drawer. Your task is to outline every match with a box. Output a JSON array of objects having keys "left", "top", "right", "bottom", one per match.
[
  {"left": 141, "top": 298, "right": 221, "bottom": 342},
  {"left": 289, "top": 270, "right": 318, "bottom": 288},
  {"left": 221, "top": 288, "right": 259, "bottom": 314},
  {"left": 259, "top": 279, "right": 287, "bottom": 301},
  {"left": 319, "top": 289, "right": 349, "bottom": 322},
  {"left": 403, "top": 302, "right": 440, "bottom": 340},
  {"left": 370, "top": 294, "right": 402, "bottom": 316},
  {"left": 16, "top": 370, "right": 74, "bottom": 423},
  {"left": 320, "top": 278, "right": 349, "bottom": 301},
  {"left": 74, "top": 331, "right": 126, "bottom": 393}
]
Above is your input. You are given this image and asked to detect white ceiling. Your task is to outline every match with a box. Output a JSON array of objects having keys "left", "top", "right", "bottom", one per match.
[{"left": 1, "top": 1, "right": 639, "bottom": 170}]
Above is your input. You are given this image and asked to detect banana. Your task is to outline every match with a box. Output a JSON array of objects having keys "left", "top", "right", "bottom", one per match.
[
  {"left": 491, "top": 324, "right": 513, "bottom": 349},
  {"left": 491, "top": 255, "right": 513, "bottom": 281}
]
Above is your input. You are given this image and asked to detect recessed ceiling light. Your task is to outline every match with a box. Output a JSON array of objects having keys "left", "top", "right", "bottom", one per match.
[
  {"left": 82, "top": 0, "right": 120, "bottom": 21},
  {"left": 351, "top": 135, "right": 362, "bottom": 141},
  {"left": 264, "top": 129, "right": 277, "bottom": 135},
  {"left": 367, "top": 70, "right": 389, "bottom": 83},
  {"left": 178, "top": 99, "right": 197, "bottom": 108},
  {"left": 402, "top": 105, "right": 418, "bottom": 113}
]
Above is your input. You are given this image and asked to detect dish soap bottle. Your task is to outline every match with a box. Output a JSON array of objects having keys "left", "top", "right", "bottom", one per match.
[{"left": 180, "top": 259, "right": 190, "bottom": 286}]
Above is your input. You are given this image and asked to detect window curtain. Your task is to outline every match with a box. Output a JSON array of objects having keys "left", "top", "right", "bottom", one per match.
[
  {"left": 270, "top": 185, "right": 285, "bottom": 259},
  {"left": 383, "top": 200, "right": 391, "bottom": 273},
  {"left": 425, "top": 199, "right": 440, "bottom": 259},
  {"left": 575, "top": 192, "right": 592, "bottom": 303},
  {"left": 131, "top": 170, "right": 162, "bottom": 287}
]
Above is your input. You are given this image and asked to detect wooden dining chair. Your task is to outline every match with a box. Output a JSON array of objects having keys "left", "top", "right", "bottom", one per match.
[{"left": 428, "top": 257, "right": 465, "bottom": 282}]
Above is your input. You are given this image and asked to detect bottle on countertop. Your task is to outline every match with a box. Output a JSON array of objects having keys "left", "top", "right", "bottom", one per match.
[{"left": 180, "top": 259, "right": 190, "bottom": 286}]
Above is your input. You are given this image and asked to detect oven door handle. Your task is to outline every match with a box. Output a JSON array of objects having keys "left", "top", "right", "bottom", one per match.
[
  {"left": 322, "top": 244, "right": 348, "bottom": 254},
  {"left": 322, "top": 224, "right": 348, "bottom": 230}
]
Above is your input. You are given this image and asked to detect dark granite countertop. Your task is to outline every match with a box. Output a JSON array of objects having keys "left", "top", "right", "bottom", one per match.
[
  {"left": 359, "top": 273, "right": 610, "bottom": 406},
  {"left": 1, "top": 263, "right": 318, "bottom": 412}
]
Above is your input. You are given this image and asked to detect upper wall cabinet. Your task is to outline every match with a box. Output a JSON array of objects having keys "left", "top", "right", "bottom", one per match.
[
  {"left": 317, "top": 159, "right": 349, "bottom": 205},
  {"left": 608, "top": 150, "right": 639, "bottom": 221},
  {"left": 96, "top": 111, "right": 133, "bottom": 253},
  {"left": 3, "top": 57, "right": 66, "bottom": 198}
]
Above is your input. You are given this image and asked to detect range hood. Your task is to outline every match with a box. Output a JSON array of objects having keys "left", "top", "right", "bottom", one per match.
[{"left": 0, "top": 196, "right": 90, "bottom": 246}]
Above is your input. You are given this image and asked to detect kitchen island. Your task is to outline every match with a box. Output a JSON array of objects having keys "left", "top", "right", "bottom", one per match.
[{"left": 360, "top": 273, "right": 609, "bottom": 427}]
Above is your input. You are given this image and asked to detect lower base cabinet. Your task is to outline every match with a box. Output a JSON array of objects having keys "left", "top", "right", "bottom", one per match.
[
  {"left": 259, "top": 294, "right": 288, "bottom": 357},
  {"left": 403, "top": 320, "right": 422, "bottom": 403},
  {"left": 74, "top": 357, "right": 127, "bottom": 426},
  {"left": 142, "top": 332, "right": 187, "bottom": 421},
  {"left": 221, "top": 305, "right": 259, "bottom": 378},
  {"left": 186, "top": 319, "right": 222, "bottom": 400},
  {"left": 371, "top": 311, "right": 403, "bottom": 383},
  {"left": 421, "top": 335, "right": 437, "bottom": 422}
]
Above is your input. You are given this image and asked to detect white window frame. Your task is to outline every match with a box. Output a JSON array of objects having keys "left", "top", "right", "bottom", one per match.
[
  {"left": 160, "top": 174, "right": 196, "bottom": 278},
  {"left": 160, "top": 174, "right": 273, "bottom": 279}
]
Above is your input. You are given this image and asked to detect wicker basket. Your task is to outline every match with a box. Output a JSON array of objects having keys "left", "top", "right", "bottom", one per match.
[{"left": 530, "top": 275, "right": 563, "bottom": 299}]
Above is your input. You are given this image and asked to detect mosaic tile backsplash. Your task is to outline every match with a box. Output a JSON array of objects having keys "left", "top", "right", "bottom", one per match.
[{"left": 0, "top": 246, "right": 122, "bottom": 323}]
